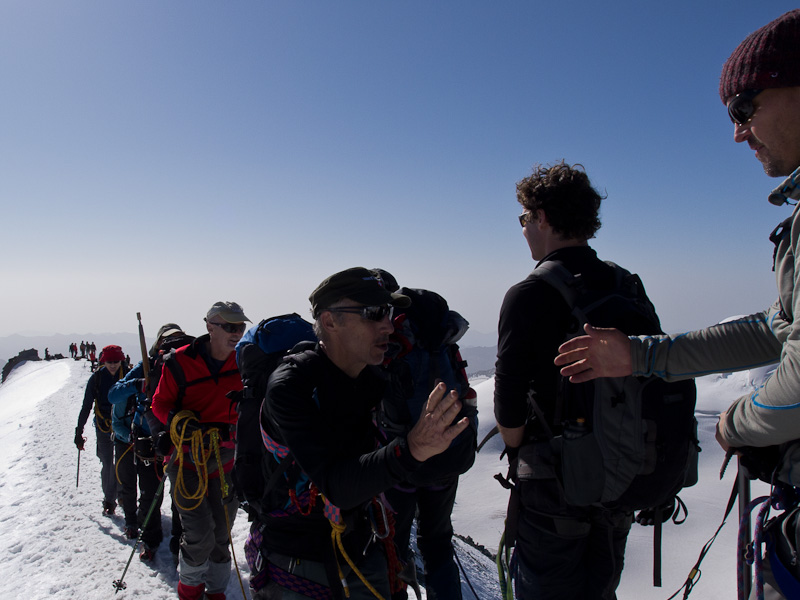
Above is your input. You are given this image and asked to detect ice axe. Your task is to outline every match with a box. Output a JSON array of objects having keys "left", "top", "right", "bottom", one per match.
[{"left": 136, "top": 312, "right": 151, "bottom": 390}]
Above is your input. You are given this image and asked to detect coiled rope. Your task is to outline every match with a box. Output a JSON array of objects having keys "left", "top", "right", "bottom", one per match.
[{"left": 169, "top": 410, "right": 227, "bottom": 511}]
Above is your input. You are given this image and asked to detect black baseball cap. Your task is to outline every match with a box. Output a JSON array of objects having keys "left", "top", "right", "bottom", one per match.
[{"left": 310, "top": 267, "right": 410, "bottom": 317}]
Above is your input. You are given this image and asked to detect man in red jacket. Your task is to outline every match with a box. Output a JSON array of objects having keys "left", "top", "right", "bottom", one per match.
[{"left": 152, "top": 301, "right": 249, "bottom": 600}]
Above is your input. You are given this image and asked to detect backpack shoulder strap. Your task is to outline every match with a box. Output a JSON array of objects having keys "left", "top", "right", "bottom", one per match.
[
  {"left": 530, "top": 260, "right": 582, "bottom": 312},
  {"left": 163, "top": 350, "right": 188, "bottom": 412}
]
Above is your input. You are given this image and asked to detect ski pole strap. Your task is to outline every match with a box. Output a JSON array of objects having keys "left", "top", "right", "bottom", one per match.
[
  {"left": 654, "top": 517, "right": 663, "bottom": 588},
  {"left": 666, "top": 475, "right": 740, "bottom": 600}
]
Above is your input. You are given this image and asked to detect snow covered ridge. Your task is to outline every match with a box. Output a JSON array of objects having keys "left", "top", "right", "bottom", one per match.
[
  {"left": 0, "top": 361, "right": 498, "bottom": 599},
  {"left": 0, "top": 360, "right": 772, "bottom": 599}
]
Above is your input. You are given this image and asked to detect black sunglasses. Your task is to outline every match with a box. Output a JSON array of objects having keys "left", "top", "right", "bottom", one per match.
[
  {"left": 727, "top": 89, "right": 762, "bottom": 125},
  {"left": 518, "top": 212, "right": 534, "bottom": 227},
  {"left": 206, "top": 320, "right": 247, "bottom": 334},
  {"left": 326, "top": 305, "right": 394, "bottom": 322}
]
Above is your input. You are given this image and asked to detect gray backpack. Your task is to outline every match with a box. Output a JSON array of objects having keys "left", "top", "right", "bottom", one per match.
[{"left": 530, "top": 260, "right": 699, "bottom": 512}]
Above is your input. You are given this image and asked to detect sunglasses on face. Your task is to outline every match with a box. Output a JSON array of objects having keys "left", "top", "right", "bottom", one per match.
[
  {"left": 327, "top": 305, "right": 394, "bottom": 322},
  {"left": 207, "top": 320, "right": 247, "bottom": 334},
  {"left": 518, "top": 212, "right": 534, "bottom": 227},
  {"left": 727, "top": 89, "right": 762, "bottom": 125}
]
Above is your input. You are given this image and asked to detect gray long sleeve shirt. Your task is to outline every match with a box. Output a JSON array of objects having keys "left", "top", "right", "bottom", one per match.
[{"left": 629, "top": 204, "right": 798, "bottom": 448}]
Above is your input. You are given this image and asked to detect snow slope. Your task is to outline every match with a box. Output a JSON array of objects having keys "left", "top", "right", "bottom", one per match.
[
  {"left": 0, "top": 360, "right": 498, "bottom": 600},
  {"left": 452, "top": 372, "right": 772, "bottom": 599},
  {"left": 0, "top": 358, "right": 774, "bottom": 599}
]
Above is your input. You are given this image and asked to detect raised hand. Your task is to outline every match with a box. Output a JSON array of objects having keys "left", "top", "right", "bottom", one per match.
[{"left": 407, "top": 382, "right": 470, "bottom": 462}]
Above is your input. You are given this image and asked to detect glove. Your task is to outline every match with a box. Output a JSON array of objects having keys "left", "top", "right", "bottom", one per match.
[
  {"left": 154, "top": 431, "right": 173, "bottom": 457},
  {"left": 74, "top": 427, "right": 85, "bottom": 451},
  {"left": 134, "top": 378, "right": 147, "bottom": 395}
]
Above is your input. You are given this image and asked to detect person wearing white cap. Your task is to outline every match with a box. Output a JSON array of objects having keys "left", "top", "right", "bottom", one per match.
[{"left": 152, "top": 302, "right": 250, "bottom": 600}]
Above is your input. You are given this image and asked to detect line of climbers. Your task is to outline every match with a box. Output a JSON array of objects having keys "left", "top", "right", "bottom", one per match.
[{"left": 73, "top": 280, "right": 480, "bottom": 600}]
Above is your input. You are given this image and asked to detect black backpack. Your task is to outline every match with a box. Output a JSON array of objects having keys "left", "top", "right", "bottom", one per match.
[
  {"left": 145, "top": 333, "right": 196, "bottom": 401},
  {"left": 528, "top": 261, "right": 699, "bottom": 512},
  {"left": 141, "top": 333, "right": 196, "bottom": 438},
  {"left": 232, "top": 314, "right": 317, "bottom": 516},
  {"left": 380, "top": 287, "right": 479, "bottom": 485}
]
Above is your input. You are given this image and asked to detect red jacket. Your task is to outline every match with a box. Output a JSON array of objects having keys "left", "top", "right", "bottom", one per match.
[
  {"left": 152, "top": 334, "right": 242, "bottom": 426},
  {"left": 152, "top": 335, "right": 242, "bottom": 476}
]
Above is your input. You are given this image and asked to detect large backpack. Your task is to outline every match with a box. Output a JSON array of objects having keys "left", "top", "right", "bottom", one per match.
[
  {"left": 233, "top": 314, "right": 317, "bottom": 515},
  {"left": 145, "top": 333, "right": 196, "bottom": 401},
  {"left": 380, "top": 287, "right": 479, "bottom": 485},
  {"left": 529, "top": 261, "right": 699, "bottom": 512}
]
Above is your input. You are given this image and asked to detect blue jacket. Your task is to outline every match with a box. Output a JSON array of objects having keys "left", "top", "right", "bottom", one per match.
[{"left": 108, "top": 361, "right": 153, "bottom": 443}]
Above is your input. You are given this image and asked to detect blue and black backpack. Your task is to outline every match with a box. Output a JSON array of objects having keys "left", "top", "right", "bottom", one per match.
[{"left": 380, "top": 287, "right": 479, "bottom": 485}]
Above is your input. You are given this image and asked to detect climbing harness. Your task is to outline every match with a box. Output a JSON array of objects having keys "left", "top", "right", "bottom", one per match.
[
  {"left": 737, "top": 484, "right": 800, "bottom": 600},
  {"left": 259, "top": 426, "right": 399, "bottom": 600}
]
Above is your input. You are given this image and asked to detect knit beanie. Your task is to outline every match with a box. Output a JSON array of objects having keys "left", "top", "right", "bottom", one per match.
[
  {"left": 99, "top": 345, "right": 125, "bottom": 363},
  {"left": 719, "top": 9, "right": 800, "bottom": 103}
]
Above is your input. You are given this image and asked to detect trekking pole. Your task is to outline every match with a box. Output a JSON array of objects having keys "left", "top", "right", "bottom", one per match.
[
  {"left": 453, "top": 543, "right": 480, "bottom": 600},
  {"left": 737, "top": 458, "right": 753, "bottom": 600},
  {"left": 113, "top": 452, "right": 177, "bottom": 593},
  {"left": 76, "top": 448, "right": 82, "bottom": 488}
]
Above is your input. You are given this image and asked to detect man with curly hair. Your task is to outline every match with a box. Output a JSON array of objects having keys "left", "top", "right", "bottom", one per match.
[{"left": 494, "top": 161, "right": 634, "bottom": 599}]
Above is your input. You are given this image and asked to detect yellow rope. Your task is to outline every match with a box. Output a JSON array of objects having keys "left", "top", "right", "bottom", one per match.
[
  {"left": 94, "top": 401, "right": 113, "bottom": 434},
  {"left": 169, "top": 410, "right": 223, "bottom": 511},
  {"left": 115, "top": 442, "right": 134, "bottom": 485},
  {"left": 326, "top": 499, "right": 385, "bottom": 600}
]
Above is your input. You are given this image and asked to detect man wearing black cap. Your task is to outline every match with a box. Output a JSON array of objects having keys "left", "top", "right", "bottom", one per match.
[
  {"left": 152, "top": 302, "right": 249, "bottom": 600},
  {"left": 555, "top": 9, "right": 800, "bottom": 599},
  {"left": 253, "top": 267, "right": 469, "bottom": 600}
]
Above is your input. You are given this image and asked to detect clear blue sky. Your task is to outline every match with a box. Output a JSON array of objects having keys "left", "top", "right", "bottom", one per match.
[{"left": 1, "top": 1, "right": 796, "bottom": 340}]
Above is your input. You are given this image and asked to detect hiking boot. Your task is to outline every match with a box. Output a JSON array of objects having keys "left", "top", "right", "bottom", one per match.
[
  {"left": 102, "top": 500, "right": 117, "bottom": 517},
  {"left": 204, "top": 593, "right": 226, "bottom": 600},
  {"left": 139, "top": 546, "right": 156, "bottom": 562},
  {"left": 124, "top": 526, "right": 139, "bottom": 540},
  {"left": 177, "top": 581, "right": 205, "bottom": 600}
]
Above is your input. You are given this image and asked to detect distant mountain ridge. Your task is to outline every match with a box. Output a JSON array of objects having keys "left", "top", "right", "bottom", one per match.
[{"left": 460, "top": 345, "right": 496, "bottom": 377}]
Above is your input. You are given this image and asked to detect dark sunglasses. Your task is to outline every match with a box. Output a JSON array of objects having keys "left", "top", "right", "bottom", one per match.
[
  {"left": 206, "top": 320, "right": 247, "bottom": 334},
  {"left": 518, "top": 212, "right": 533, "bottom": 227},
  {"left": 327, "top": 305, "right": 394, "bottom": 322},
  {"left": 727, "top": 89, "right": 762, "bottom": 125}
]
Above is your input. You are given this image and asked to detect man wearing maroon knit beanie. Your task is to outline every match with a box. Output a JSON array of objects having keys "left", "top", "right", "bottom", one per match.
[{"left": 554, "top": 10, "right": 800, "bottom": 599}]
